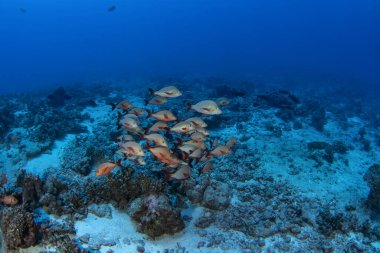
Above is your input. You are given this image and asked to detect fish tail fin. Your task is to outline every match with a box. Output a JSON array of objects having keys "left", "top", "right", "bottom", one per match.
[
  {"left": 117, "top": 112, "right": 123, "bottom": 120},
  {"left": 205, "top": 148, "right": 210, "bottom": 157},
  {"left": 175, "top": 137, "right": 183, "bottom": 146},
  {"left": 144, "top": 142, "right": 151, "bottom": 150},
  {"left": 148, "top": 88, "right": 155, "bottom": 97},
  {"left": 184, "top": 100, "right": 192, "bottom": 112},
  {"left": 164, "top": 127, "right": 170, "bottom": 136},
  {"left": 116, "top": 159, "right": 123, "bottom": 167},
  {"left": 146, "top": 109, "right": 152, "bottom": 119},
  {"left": 111, "top": 103, "right": 116, "bottom": 111},
  {"left": 188, "top": 159, "right": 194, "bottom": 168},
  {"left": 162, "top": 170, "right": 170, "bottom": 182}
]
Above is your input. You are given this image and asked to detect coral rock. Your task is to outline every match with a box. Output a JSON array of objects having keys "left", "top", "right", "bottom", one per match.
[
  {"left": 202, "top": 181, "right": 231, "bottom": 210},
  {"left": 0, "top": 207, "right": 37, "bottom": 250},
  {"left": 364, "top": 164, "right": 380, "bottom": 213},
  {"left": 127, "top": 194, "right": 185, "bottom": 238}
]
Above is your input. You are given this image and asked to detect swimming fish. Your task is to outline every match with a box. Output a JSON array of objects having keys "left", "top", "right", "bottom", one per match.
[
  {"left": 111, "top": 100, "right": 132, "bottom": 111},
  {"left": 147, "top": 121, "right": 169, "bottom": 133},
  {"left": 201, "top": 161, "right": 213, "bottom": 173},
  {"left": 146, "top": 110, "right": 177, "bottom": 122},
  {"left": 123, "top": 113, "right": 140, "bottom": 121},
  {"left": 185, "top": 117, "right": 208, "bottom": 128},
  {"left": 190, "top": 132, "right": 206, "bottom": 142},
  {"left": 145, "top": 96, "right": 168, "bottom": 105},
  {"left": 96, "top": 160, "right": 122, "bottom": 176},
  {"left": 170, "top": 121, "right": 195, "bottom": 134},
  {"left": 226, "top": 137, "right": 238, "bottom": 149},
  {"left": 189, "top": 148, "right": 203, "bottom": 159},
  {"left": 108, "top": 5, "right": 116, "bottom": 11},
  {"left": 116, "top": 134, "right": 135, "bottom": 144},
  {"left": 125, "top": 155, "right": 146, "bottom": 165},
  {"left": 119, "top": 117, "right": 139, "bottom": 130},
  {"left": 148, "top": 86, "right": 182, "bottom": 98},
  {"left": 121, "top": 141, "right": 145, "bottom": 156},
  {"left": 142, "top": 133, "right": 168, "bottom": 147},
  {"left": 183, "top": 140, "right": 207, "bottom": 150},
  {"left": 216, "top": 97, "right": 230, "bottom": 106},
  {"left": 178, "top": 144, "right": 196, "bottom": 156},
  {"left": 191, "top": 127, "right": 210, "bottom": 136},
  {"left": 129, "top": 108, "right": 145, "bottom": 116},
  {"left": 164, "top": 164, "right": 191, "bottom": 180},
  {"left": 209, "top": 145, "right": 231, "bottom": 156},
  {"left": 148, "top": 146, "right": 182, "bottom": 165},
  {"left": 211, "top": 138, "right": 219, "bottom": 149},
  {"left": 0, "top": 195, "right": 18, "bottom": 206},
  {"left": 1, "top": 172, "right": 7, "bottom": 186},
  {"left": 185, "top": 100, "right": 222, "bottom": 115}
]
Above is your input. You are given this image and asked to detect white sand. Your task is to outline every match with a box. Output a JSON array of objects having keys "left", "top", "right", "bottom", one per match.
[
  {"left": 75, "top": 205, "right": 234, "bottom": 253},
  {"left": 23, "top": 134, "right": 75, "bottom": 177}
]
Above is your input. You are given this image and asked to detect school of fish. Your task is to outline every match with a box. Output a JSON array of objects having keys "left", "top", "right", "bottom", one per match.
[{"left": 98, "top": 86, "right": 236, "bottom": 180}]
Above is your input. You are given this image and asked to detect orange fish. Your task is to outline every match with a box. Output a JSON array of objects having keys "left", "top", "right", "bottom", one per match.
[
  {"left": 189, "top": 127, "right": 210, "bottom": 136},
  {"left": 178, "top": 144, "right": 196, "bottom": 155},
  {"left": 145, "top": 96, "right": 168, "bottom": 105},
  {"left": 211, "top": 138, "right": 219, "bottom": 149},
  {"left": 96, "top": 160, "right": 122, "bottom": 176},
  {"left": 164, "top": 164, "right": 191, "bottom": 180},
  {"left": 226, "top": 137, "right": 238, "bottom": 149},
  {"left": 121, "top": 141, "right": 145, "bottom": 156},
  {"left": 209, "top": 146, "right": 231, "bottom": 156},
  {"left": 170, "top": 121, "right": 195, "bottom": 134},
  {"left": 1, "top": 173, "right": 7, "bottom": 185},
  {"left": 116, "top": 134, "right": 135, "bottom": 144},
  {"left": 189, "top": 148, "right": 203, "bottom": 159},
  {"left": 129, "top": 108, "right": 145, "bottom": 116},
  {"left": 148, "top": 146, "right": 182, "bottom": 165},
  {"left": 119, "top": 117, "right": 139, "bottom": 130},
  {"left": 0, "top": 195, "right": 18, "bottom": 206},
  {"left": 201, "top": 161, "right": 213, "bottom": 173},
  {"left": 147, "top": 121, "right": 169, "bottom": 133},
  {"left": 146, "top": 110, "right": 177, "bottom": 122},
  {"left": 190, "top": 132, "right": 206, "bottom": 142},
  {"left": 185, "top": 117, "right": 207, "bottom": 128},
  {"left": 185, "top": 100, "right": 222, "bottom": 115},
  {"left": 183, "top": 140, "right": 206, "bottom": 150},
  {"left": 148, "top": 86, "right": 182, "bottom": 98},
  {"left": 111, "top": 100, "right": 133, "bottom": 111},
  {"left": 216, "top": 97, "right": 230, "bottom": 106},
  {"left": 142, "top": 133, "right": 168, "bottom": 147}
]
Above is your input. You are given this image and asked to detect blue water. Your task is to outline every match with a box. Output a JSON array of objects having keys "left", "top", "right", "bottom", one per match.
[{"left": 0, "top": 0, "right": 379, "bottom": 94}]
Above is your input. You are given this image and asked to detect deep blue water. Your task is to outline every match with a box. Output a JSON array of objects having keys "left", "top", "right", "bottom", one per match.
[{"left": 0, "top": 0, "right": 379, "bottom": 94}]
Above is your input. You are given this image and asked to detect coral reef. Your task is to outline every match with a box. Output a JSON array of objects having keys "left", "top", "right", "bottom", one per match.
[
  {"left": 0, "top": 100, "right": 16, "bottom": 140},
  {"left": 201, "top": 181, "right": 231, "bottom": 210},
  {"left": 364, "top": 164, "right": 380, "bottom": 214},
  {"left": 86, "top": 169, "right": 166, "bottom": 210},
  {"left": 47, "top": 86, "right": 72, "bottom": 107},
  {"left": 257, "top": 89, "right": 299, "bottom": 110},
  {"left": 0, "top": 206, "right": 37, "bottom": 250},
  {"left": 127, "top": 194, "right": 185, "bottom": 238}
]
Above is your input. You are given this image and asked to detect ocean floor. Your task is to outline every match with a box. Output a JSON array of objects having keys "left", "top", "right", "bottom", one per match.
[{"left": 1, "top": 83, "right": 380, "bottom": 252}]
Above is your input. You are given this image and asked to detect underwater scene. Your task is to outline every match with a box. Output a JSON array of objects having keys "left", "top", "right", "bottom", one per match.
[{"left": 1, "top": 0, "right": 380, "bottom": 252}]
